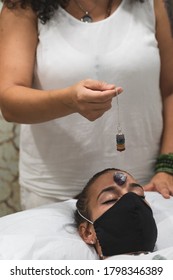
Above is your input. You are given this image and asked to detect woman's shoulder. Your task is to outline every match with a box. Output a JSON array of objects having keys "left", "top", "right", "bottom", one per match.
[
  {"left": 154, "top": 0, "right": 173, "bottom": 37},
  {"left": 154, "top": 0, "right": 172, "bottom": 22},
  {"left": 0, "top": 4, "right": 37, "bottom": 27}
]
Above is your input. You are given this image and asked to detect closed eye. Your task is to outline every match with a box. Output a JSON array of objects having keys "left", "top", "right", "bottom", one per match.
[
  {"left": 129, "top": 183, "right": 145, "bottom": 199},
  {"left": 102, "top": 199, "right": 118, "bottom": 205},
  {"left": 102, "top": 195, "right": 145, "bottom": 204}
]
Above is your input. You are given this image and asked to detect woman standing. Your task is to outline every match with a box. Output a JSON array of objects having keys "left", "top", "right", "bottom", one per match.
[{"left": 0, "top": 0, "right": 173, "bottom": 209}]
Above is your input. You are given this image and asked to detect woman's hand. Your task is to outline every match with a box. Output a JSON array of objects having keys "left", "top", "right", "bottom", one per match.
[
  {"left": 143, "top": 172, "right": 173, "bottom": 199},
  {"left": 67, "top": 79, "right": 123, "bottom": 121}
]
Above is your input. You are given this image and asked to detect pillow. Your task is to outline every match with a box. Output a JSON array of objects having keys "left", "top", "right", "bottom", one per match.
[
  {"left": 144, "top": 192, "right": 173, "bottom": 251},
  {"left": 0, "top": 193, "right": 173, "bottom": 259},
  {"left": 0, "top": 199, "right": 98, "bottom": 260},
  {"left": 107, "top": 246, "right": 173, "bottom": 260}
]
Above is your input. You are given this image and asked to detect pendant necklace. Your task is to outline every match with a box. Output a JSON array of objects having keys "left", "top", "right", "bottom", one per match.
[
  {"left": 74, "top": 0, "right": 98, "bottom": 23},
  {"left": 74, "top": 0, "right": 114, "bottom": 23},
  {"left": 116, "top": 91, "right": 125, "bottom": 152}
]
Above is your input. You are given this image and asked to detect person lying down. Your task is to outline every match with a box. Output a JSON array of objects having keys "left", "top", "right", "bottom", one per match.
[{"left": 74, "top": 168, "right": 158, "bottom": 259}]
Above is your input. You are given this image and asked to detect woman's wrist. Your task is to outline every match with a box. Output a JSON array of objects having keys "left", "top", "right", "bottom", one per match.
[{"left": 155, "top": 153, "right": 173, "bottom": 175}]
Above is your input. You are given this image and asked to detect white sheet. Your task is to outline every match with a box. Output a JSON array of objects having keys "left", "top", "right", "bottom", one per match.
[{"left": 0, "top": 192, "right": 172, "bottom": 259}]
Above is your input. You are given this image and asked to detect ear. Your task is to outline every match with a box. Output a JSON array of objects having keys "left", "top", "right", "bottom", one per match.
[{"left": 78, "top": 222, "right": 96, "bottom": 245}]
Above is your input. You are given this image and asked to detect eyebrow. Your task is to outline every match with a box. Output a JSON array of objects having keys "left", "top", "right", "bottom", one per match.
[
  {"left": 129, "top": 183, "right": 143, "bottom": 189},
  {"left": 97, "top": 186, "right": 116, "bottom": 200}
]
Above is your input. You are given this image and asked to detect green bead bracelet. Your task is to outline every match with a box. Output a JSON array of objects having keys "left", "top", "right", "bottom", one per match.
[{"left": 155, "top": 153, "right": 173, "bottom": 175}]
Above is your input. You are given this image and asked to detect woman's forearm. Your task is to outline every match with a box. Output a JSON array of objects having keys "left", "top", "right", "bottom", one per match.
[
  {"left": 160, "top": 93, "right": 173, "bottom": 154},
  {"left": 0, "top": 85, "right": 75, "bottom": 124},
  {"left": 0, "top": 80, "right": 118, "bottom": 124}
]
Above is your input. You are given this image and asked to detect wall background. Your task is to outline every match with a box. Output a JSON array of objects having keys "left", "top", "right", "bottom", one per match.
[{"left": 0, "top": 114, "right": 21, "bottom": 217}]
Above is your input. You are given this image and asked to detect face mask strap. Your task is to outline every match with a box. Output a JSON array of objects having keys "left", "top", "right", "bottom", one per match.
[{"left": 77, "top": 209, "right": 93, "bottom": 225}]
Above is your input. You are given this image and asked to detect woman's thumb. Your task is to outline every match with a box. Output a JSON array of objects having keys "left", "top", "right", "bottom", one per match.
[{"left": 84, "top": 79, "right": 116, "bottom": 91}]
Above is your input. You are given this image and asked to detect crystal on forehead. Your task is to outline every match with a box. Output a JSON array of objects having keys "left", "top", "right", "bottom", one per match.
[{"left": 113, "top": 172, "right": 127, "bottom": 186}]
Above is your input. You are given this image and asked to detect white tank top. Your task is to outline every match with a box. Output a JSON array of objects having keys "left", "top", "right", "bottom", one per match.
[{"left": 19, "top": 0, "right": 163, "bottom": 200}]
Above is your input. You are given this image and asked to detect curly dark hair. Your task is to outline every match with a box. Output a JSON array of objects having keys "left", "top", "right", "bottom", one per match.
[
  {"left": 1, "top": 0, "right": 145, "bottom": 24},
  {"left": 1, "top": 0, "right": 69, "bottom": 23}
]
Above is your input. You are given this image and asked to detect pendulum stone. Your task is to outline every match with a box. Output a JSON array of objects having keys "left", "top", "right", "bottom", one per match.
[
  {"left": 116, "top": 133, "right": 125, "bottom": 152},
  {"left": 114, "top": 172, "right": 127, "bottom": 186}
]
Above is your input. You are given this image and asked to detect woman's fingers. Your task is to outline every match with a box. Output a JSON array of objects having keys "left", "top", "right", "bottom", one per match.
[
  {"left": 69, "top": 79, "right": 123, "bottom": 121},
  {"left": 143, "top": 172, "right": 173, "bottom": 199}
]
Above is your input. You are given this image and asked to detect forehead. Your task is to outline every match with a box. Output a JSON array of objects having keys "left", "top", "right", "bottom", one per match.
[
  {"left": 87, "top": 170, "right": 134, "bottom": 201},
  {"left": 88, "top": 170, "right": 133, "bottom": 193}
]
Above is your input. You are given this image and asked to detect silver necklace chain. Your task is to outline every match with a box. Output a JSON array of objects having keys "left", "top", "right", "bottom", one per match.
[
  {"left": 73, "top": 0, "right": 114, "bottom": 23},
  {"left": 74, "top": 0, "right": 98, "bottom": 15}
]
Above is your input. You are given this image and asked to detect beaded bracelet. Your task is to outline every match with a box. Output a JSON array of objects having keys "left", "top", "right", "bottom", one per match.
[{"left": 155, "top": 153, "right": 173, "bottom": 175}]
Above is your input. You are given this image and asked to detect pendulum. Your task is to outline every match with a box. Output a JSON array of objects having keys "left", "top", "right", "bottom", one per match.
[
  {"left": 116, "top": 132, "right": 125, "bottom": 152},
  {"left": 116, "top": 91, "right": 125, "bottom": 152}
]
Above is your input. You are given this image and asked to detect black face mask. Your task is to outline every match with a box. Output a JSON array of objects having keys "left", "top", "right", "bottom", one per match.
[{"left": 93, "top": 192, "right": 158, "bottom": 257}]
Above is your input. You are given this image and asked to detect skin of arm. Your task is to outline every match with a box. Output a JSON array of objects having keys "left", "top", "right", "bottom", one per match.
[
  {"left": 144, "top": 0, "right": 173, "bottom": 198},
  {"left": 0, "top": 5, "right": 122, "bottom": 124}
]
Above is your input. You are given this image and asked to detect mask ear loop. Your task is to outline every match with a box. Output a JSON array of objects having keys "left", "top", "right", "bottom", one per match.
[
  {"left": 77, "top": 209, "right": 93, "bottom": 224},
  {"left": 78, "top": 209, "right": 105, "bottom": 259}
]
